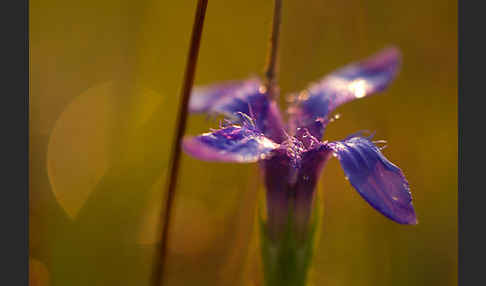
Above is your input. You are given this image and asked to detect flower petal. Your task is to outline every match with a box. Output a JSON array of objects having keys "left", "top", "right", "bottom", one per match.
[
  {"left": 189, "top": 77, "right": 262, "bottom": 115},
  {"left": 289, "top": 47, "right": 401, "bottom": 139},
  {"left": 183, "top": 125, "right": 279, "bottom": 163},
  {"left": 190, "top": 77, "right": 286, "bottom": 142},
  {"left": 326, "top": 136, "right": 416, "bottom": 225}
]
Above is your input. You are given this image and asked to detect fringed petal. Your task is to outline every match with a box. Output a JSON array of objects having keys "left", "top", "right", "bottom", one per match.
[
  {"left": 289, "top": 47, "right": 401, "bottom": 139},
  {"left": 190, "top": 77, "right": 262, "bottom": 115},
  {"left": 183, "top": 125, "right": 279, "bottom": 163},
  {"left": 190, "top": 77, "right": 286, "bottom": 142},
  {"left": 327, "top": 136, "right": 417, "bottom": 224}
]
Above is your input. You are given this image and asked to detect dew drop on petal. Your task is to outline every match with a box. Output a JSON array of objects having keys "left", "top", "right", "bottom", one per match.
[
  {"left": 298, "top": 90, "right": 310, "bottom": 101},
  {"left": 259, "top": 85, "right": 267, "bottom": 94},
  {"left": 348, "top": 79, "right": 369, "bottom": 98}
]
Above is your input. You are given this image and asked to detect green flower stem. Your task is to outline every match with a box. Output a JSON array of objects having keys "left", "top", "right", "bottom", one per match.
[{"left": 260, "top": 204, "right": 320, "bottom": 286}]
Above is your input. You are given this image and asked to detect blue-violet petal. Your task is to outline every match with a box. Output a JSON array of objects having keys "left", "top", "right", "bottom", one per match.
[
  {"left": 327, "top": 136, "right": 417, "bottom": 224},
  {"left": 189, "top": 77, "right": 286, "bottom": 142},
  {"left": 289, "top": 47, "right": 401, "bottom": 139},
  {"left": 183, "top": 125, "right": 279, "bottom": 163}
]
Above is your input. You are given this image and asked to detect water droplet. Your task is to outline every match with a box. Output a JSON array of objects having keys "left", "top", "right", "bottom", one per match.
[
  {"left": 348, "top": 79, "right": 368, "bottom": 98},
  {"left": 298, "top": 91, "right": 310, "bottom": 101},
  {"left": 344, "top": 176, "right": 349, "bottom": 181},
  {"left": 259, "top": 85, "right": 267, "bottom": 94}
]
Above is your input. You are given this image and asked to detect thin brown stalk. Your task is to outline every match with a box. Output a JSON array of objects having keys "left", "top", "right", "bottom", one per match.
[
  {"left": 151, "top": 1, "right": 208, "bottom": 285},
  {"left": 264, "top": 0, "right": 282, "bottom": 100}
]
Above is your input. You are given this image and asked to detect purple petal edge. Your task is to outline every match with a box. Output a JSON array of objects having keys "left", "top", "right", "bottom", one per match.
[
  {"left": 327, "top": 136, "right": 417, "bottom": 225},
  {"left": 188, "top": 77, "right": 287, "bottom": 143},
  {"left": 183, "top": 125, "right": 279, "bottom": 163},
  {"left": 189, "top": 77, "right": 261, "bottom": 114},
  {"left": 289, "top": 47, "right": 402, "bottom": 139}
]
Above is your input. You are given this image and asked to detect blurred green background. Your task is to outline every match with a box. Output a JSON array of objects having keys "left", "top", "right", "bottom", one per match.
[{"left": 29, "top": 0, "right": 457, "bottom": 285}]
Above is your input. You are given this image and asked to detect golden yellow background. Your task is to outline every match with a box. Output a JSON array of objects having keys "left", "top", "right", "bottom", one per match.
[{"left": 30, "top": 1, "right": 457, "bottom": 285}]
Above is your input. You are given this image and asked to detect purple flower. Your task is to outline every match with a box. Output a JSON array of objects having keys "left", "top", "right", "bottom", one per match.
[{"left": 183, "top": 47, "right": 417, "bottom": 235}]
